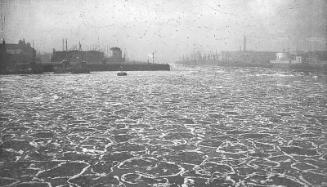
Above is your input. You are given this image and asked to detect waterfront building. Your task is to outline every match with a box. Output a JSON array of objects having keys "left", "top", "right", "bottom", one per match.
[
  {"left": 304, "top": 51, "right": 327, "bottom": 64},
  {"left": 51, "top": 47, "right": 125, "bottom": 65},
  {"left": 270, "top": 52, "right": 293, "bottom": 64},
  {"left": 51, "top": 49, "right": 105, "bottom": 64},
  {"left": 0, "top": 39, "right": 36, "bottom": 63},
  {"left": 0, "top": 39, "right": 36, "bottom": 73},
  {"left": 270, "top": 51, "right": 327, "bottom": 65}
]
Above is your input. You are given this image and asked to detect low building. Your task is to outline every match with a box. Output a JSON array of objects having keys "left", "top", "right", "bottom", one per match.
[
  {"left": 271, "top": 51, "right": 327, "bottom": 64},
  {"left": 270, "top": 52, "right": 291, "bottom": 64}
]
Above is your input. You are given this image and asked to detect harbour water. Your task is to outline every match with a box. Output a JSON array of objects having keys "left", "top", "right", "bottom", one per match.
[{"left": 0, "top": 67, "right": 327, "bottom": 186}]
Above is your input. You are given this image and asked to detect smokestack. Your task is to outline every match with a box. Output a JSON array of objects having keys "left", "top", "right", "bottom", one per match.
[
  {"left": 65, "top": 39, "right": 68, "bottom": 51},
  {"left": 62, "top": 39, "right": 64, "bottom": 51},
  {"left": 243, "top": 35, "right": 247, "bottom": 51}
]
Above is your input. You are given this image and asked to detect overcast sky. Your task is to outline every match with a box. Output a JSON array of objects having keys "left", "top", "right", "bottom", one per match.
[{"left": 1, "top": 0, "right": 326, "bottom": 62}]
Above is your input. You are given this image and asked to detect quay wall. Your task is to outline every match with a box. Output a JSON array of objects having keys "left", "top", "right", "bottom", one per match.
[
  {"left": 177, "top": 60, "right": 327, "bottom": 74},
  {"left": 39, "top": 63, "right": 170, "bottom": 73},
  {"left": 86, "top": 63, "right": 170, "bottom": 71}
]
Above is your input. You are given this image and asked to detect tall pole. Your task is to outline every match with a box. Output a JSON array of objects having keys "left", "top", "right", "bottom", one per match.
[{"left": 152, "top": 51, "right": 155, "bottom": 64}]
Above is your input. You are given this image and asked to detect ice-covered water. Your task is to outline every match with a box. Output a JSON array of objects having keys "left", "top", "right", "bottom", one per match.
[{"left": 0, "top": 67, "right": 327, "bottom": 187}]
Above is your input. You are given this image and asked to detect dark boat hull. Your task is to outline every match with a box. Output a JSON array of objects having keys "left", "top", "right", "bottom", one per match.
[{"left": 117, "top": 72, "right": 127, "bottom": 76}]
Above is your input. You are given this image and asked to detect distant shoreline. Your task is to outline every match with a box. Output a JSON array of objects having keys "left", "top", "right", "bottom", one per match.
[
  {"left": 175, "top": 62, "right": 327, "bottom": 74},
  {"left": 0, "top": 62, "right": 171, "bottom": 75}
]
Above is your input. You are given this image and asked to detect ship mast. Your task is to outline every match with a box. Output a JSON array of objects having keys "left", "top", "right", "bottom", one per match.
[{"left": 152, "top": 51, "right": 155, "bottom": 64}]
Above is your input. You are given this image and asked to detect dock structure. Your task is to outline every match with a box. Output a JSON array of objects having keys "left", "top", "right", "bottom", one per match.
[
  {"left": 1, "top": 40, "right": 170, "bottom": 74},
  {"left": 51, "top": 46, "right": 125, "bottom": 64},
  {"left": 48, "top": 45, "right": 170, "bottom": 72}
]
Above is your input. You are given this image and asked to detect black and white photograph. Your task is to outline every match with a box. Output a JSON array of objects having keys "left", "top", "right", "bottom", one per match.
[{"left": 0, "top": 0, "right": 327, "bottom": 186}]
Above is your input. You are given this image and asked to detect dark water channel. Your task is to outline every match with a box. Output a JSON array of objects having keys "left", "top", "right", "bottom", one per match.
[{"left": 0, "top": 67, "right": 327, "bottom": 186}]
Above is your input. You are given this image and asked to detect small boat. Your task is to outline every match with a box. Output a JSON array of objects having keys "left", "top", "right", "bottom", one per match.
[
  {"left": 117, "top": 65, "right": 127, "bottom": 76},
  {"left": 117, "top": 71, "right": 127, "bottom": 76}
]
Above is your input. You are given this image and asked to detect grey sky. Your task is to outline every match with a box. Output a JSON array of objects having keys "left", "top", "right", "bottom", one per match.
[{"left": 1, "top": 0, "right": 326, "bottom": 62}]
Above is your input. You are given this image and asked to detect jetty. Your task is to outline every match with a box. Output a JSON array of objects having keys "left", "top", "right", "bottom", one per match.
[{"left": 0, "top": 39, "right": 170, "bottom": 74}]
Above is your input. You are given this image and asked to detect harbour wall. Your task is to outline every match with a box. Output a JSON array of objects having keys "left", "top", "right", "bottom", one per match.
[
  {"left": 87, "top": 63, "right": 170, "bottom": 71},
  {"left": 40, "top": 63, "right": 170, "bottom": 73}
]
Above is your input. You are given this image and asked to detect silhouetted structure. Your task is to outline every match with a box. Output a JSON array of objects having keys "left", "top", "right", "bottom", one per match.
[
  {"left": 0, "top": 39, "right": 36, "bottom": 73},
  {"left": 51, "top": 49, "right": 104, "bottom": 64},
  {"left": 104, "top": 47, "right": 125, "bottom": 63}
]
